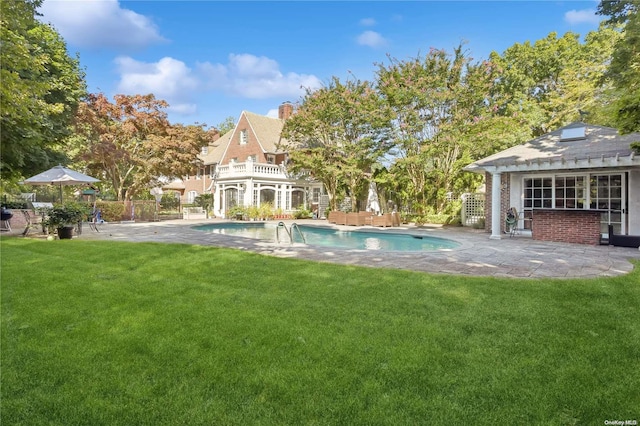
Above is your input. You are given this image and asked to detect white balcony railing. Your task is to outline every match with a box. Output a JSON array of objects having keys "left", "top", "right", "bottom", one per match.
[{"left": 217, "top": 162, "right": 288, "bottom": 179}]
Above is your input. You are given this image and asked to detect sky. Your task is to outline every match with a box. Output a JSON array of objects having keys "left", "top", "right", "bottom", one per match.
[{"left": 37, "top": 0, "right": 604, "bottom": 128}]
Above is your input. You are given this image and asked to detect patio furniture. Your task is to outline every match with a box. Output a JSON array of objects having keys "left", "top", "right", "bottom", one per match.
[
  {"left": 346, "top": 211, "right": 373, "bottom": 226},
  {"left": 372, "top": 214, "right": 393, "bottom": 227},
  {"left": 505, "top": 207, "right": 518, "bottom": 237},
  {"left": 328, "top": 211, "right": 346, "bottom": 225},
  {"left": 608, "top": 225, "right": 640, "bottom": 248}
]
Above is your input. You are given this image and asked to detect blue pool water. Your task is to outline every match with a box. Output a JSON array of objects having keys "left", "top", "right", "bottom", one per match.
[{"left": 192, "top": 222, "right": 460, "bottom": 252}]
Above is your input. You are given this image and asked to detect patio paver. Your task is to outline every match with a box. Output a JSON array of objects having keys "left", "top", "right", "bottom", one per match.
[
  {"left": 76, "top": 219, "right": 640, "bottom": 279},
  {"left": 6, "top": 219, "right": 639, "bottom": 279}
]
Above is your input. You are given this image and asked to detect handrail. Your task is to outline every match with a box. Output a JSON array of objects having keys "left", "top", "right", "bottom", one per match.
[
  {"left": 275, "top": 221, "right": 306, "bottom": 244},
  {"left": 276, "top": 221, "right": 291, "bottom": 244},
  {"left": 290, "top": 222, "right": 306, "bottom": 244}
]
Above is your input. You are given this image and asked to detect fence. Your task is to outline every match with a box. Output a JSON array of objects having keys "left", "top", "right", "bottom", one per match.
[{"left": 461, "top": 193, "right": 485, "bottom": 227}]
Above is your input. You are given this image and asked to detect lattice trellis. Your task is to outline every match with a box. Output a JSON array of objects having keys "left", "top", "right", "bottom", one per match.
[{"left": 461, "top": 193, "right": 485, "bottom": 226}]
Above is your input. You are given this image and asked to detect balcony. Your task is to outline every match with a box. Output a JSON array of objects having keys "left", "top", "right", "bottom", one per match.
[
  {"left": 216, "top": 162, "right": 310, "bottom": 181},
  {"left": 217, "top": 162, "right": 287, "bottom": 180}
]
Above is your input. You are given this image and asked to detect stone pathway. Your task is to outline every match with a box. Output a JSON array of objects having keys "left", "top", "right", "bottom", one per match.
[{"left": 64, "top": 219, "right": 640, "bottom": 279}]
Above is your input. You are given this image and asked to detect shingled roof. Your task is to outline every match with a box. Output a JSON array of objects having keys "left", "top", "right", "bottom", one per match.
[
  {"left": 465, "top": 123, "right": 640, "bottom": 173},
  {"left": 242, "top": 111, "right": 290, "bottom": 153}
]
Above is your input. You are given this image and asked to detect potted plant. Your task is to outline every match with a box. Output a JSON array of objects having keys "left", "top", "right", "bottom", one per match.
[{"left": 44, "top": 202, "right": 90, "bottom": 239}]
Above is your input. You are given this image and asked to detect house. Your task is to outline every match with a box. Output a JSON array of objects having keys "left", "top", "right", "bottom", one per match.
[
  {"left": 177, "top": 103, "right": 325, "bottom": 218},
  {"left": 465, "top": 123, "right": 640, "bottom": 245}
]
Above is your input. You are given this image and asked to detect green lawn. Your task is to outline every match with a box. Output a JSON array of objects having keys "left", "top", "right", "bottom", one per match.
[{"left": 1, "top": 238, "right": 638, "bottom": 425}]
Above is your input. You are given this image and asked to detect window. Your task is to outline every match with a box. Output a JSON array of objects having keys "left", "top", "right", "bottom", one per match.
[
  {"left": 239, "top": 129, "right": 248, "bottom": 145},
  {"left": 554, "top": 176, "right": 586, "bottom": 208},
  {"left": 187, "top": 191, "right": 198, "bottom": 204},
  {"left": 267, "top": 154, "right": 275, "bottom": 164},
  {"left": 524, "top": 177, "right": 552, "bottom": 209},
  {"left": 248, "top": 155, "right": 257, "bottom": 162},
  {"left": 201, "top": 146, "right": 208, "bottom": 155},
  {"left": 560, "top": 126, "right": 586, "bottom": 141},
  {"left": 590, "top": 174, "right": 622, "bottom": 210}
]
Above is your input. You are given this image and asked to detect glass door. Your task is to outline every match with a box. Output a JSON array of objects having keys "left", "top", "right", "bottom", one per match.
[{"left": 590, "top": 174, "right": 625, "bottom": 236}]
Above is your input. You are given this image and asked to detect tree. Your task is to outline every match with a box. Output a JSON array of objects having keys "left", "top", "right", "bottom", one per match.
[
  {"left": 216, "top": 116, "right": 236, "bottom": 135},
  {"left": 74, "top": 93, "right": 214, "bottom": 200},
  {"left": 599, "top": 1, "right": 640, "bottom": 133},
  {"left": 0, "top": 0, "right": 86, "bottom": 180},
  {"left": 597, "top": 0, "right": 639, "bottom": 24},
  {"left": 282, "top": 77, "right": 393, "bottom": 211},
  {"left": 376, "top": 45, "right": 522, "bottom": 213},
  {"left": 490, "top": 27, "right": 622, "bottom": 135}
]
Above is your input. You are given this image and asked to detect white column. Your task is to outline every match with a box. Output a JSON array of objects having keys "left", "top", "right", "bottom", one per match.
[
  {"left": 213, "top": 183, "right": 221, "bottom": 217},
  {"left": 490, "top": 172, "right": 502, "bottom": 240}
]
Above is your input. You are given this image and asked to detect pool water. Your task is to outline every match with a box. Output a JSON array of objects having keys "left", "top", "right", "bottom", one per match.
[{"left": 192, "top": 222, "right": 460, "bottom": 252}]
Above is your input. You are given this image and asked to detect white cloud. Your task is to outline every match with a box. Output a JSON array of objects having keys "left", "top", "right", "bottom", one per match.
[
  {"left": 564, "top": 9, "right": 601, "bottom": 25},
  {"left": 198, "top": 53, "right": 323, "bottom": 99},
  {"left": 360, "top": 18, "right": 376, "bottom": 26},
  {"left": 38, "top": 0, "right": 165, "bottom": 49},
  {"left": 115, "top": 56, "right": 198, "bottom": 116},
  {"left": 266, "top": 109, "right": 279, "bottom": 118},
  {"left": 111, "top": 53, "right": 322, "bottom": 117},
  {"left": 357, "top": 31, "right": 388, "bottom": 48}
]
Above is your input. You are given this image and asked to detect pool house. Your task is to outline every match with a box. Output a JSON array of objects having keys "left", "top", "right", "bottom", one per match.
[{"left": 465, "top": 123, "right": 640, "bottom": 245}]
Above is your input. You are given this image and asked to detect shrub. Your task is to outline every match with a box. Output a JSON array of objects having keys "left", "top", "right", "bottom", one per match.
[
  {"left": 95, "top": 201, "right": 126, "bottom": 222},
  {"left": 293, "top": 208, "right": 311, "bottom": 219},
  {"left": 259, "top": 202, "right": 274, "bottom": 220},
  {"left": 227, "top": 205, "right": 247, "bottom": 220}
]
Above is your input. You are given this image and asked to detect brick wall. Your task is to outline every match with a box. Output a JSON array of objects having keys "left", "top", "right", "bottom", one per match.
[
  {"left": 223, "top": 114, "right": 266, "bottom": 164},
  {"left": 278, "top": 102, "right": 293, "bottom": 120},
  {"left": 532, "top": 209, "right": 602, "bottom": 245}
]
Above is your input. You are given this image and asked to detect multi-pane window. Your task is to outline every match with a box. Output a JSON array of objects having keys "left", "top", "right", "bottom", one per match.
[
  {"left": 239, "top": 129, "right": 248, "bottom": 145},
  {"left": 524, "top": 177, "right": 553, "bottom": 209},
  {"left": 591, "top": 174, "right": 623, "bottom": 234},
  {"left": 554, "top": 176, "right": 586, "bottom": 208},
  {"left": 524, "top": 174, "right": 624, "bottom": 211},
  {"left": 590, "top": 175, "right": 622, "bottom": 211}
]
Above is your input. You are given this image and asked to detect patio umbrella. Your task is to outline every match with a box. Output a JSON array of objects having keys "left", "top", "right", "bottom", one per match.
[
  {"left": 366, "top": 181, "right": 381, "bottom": 214},
  {"left": 21, "top": 165, "right": 100, "bottom": 202}
]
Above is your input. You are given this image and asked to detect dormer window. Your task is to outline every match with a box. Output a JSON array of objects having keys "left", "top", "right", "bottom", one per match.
[
  {"left": 201, "top": 146, "right": 208, "bottom": 155},
  {"left": 560, "top": 125, "right": 586, "bottom": 141},
  {"left": 239, "top": 129, "right": 248, "bottom": 145}
]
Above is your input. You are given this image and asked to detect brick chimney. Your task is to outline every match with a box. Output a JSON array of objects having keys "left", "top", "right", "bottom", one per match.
[{"left": 278, "top": 102, "right": 293, "bottom": 120}]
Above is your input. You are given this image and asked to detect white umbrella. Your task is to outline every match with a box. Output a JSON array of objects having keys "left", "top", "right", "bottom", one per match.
[
  {"left": 366, "top": 181, "right": 381, "bottom": 214},
  {"left": 21, "top": 165, "right": 100, "bottom": 202}
]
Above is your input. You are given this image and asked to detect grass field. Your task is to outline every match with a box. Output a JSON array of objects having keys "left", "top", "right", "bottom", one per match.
[{"left": 1, "top": 238, "right": 638, "bottom": 425}]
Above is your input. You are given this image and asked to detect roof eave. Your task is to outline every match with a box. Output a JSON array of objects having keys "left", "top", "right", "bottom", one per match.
[{"left": 470, "top": 153, "right": 639, "bottom": 174}]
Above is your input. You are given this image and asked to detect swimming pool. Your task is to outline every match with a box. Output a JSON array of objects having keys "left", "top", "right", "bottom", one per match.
[{"left": 192, "top": 222, "right": 460, "bottom": 252}]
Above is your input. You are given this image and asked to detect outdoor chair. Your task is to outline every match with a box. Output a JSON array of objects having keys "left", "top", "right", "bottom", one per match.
[
  {"left": 88, "top": 206, "right": 103, "bottom": 232},
  {"left": 505, "top": 207, "right": 519, "bottom": 237}
]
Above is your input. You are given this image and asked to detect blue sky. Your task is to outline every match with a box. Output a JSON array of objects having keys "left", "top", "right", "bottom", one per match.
[{"left": 38, "top": 1, "right": 603, "bottom": 128}]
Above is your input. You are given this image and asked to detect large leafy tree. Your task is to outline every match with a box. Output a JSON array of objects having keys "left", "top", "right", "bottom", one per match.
[
  {"left": 598, "top": 0, "right": 640, "bottom": 133},
  {"left": 376, "top": 46, "right": 523, "bottom": 213},
  {"left": 490, "top": 26, "right": 621, "bottom": 136},
  {"left": 0, "top": 0, "right": 86, "bottom": 180},
  {"left": 74, "top": 93, "right": 214, "bottom": 201},
  {"left": 282, "top": 77, "right": 393, "bottom": 211}
]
